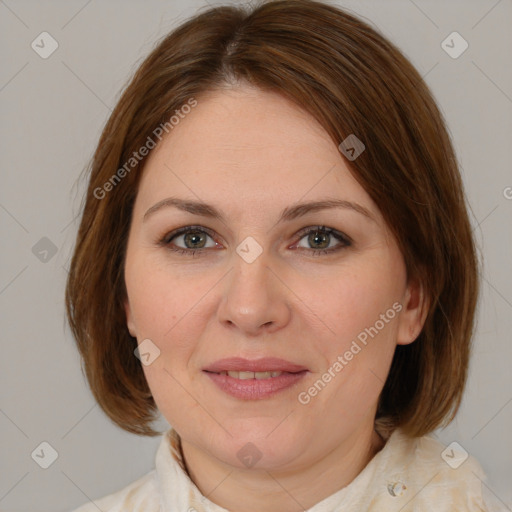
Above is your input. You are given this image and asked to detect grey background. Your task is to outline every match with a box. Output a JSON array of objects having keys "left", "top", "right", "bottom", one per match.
[{"left": 0, "top": 0, "right": 511, "bottom": 510}]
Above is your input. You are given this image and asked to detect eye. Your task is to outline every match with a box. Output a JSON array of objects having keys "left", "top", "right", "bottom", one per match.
[
  {"left": 292, "top": 226, "right": 351, "bottom": 256},
  {"left": 160, "top": 226, "right": 220, "bottom": 256},
  {"left": 159, "top": 225, "right": 351, "bottom": 257}
]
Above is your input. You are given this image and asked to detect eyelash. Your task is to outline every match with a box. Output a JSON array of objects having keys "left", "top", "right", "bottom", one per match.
[{"left": 158, "top": 225, "right": 352, "bottom": 258}]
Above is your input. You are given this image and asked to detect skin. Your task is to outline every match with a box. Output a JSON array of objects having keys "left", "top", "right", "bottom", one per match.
[{"left": 124, "top": 84, "right": 428, "bottom": 512}]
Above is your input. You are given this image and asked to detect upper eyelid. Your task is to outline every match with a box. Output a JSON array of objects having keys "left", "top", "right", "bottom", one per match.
[{"left": 166, "top": 225, "right": 217, "bottom": 241}]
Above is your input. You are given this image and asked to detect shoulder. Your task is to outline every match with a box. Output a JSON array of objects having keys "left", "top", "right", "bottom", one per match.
[
  {"left": 70, "top": 469, "right": 160, "bottom": 512},
  {"left": 364, "top": 429, "right": 504, "bottom": 511}
]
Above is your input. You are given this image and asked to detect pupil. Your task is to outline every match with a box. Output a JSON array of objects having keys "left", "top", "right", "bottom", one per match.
[
  {"left": 309, "top": 231, "right": 329, "bottom": 249},
  {"left": 185, "top": 231, "right": 205, "bottom": 248}
]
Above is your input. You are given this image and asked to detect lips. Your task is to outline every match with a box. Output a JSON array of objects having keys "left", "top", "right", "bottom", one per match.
[
  {"left": 203, "top": 357, "right": 308, "bottom": 400},
  {"left": 203, "top": 357, "right": 308, "bottom": 374}
]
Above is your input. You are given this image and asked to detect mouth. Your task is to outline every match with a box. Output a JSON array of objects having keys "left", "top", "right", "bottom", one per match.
[
  {"left": 203, "top": 356, "right": 308, "bottom": 374},
  {"left": 203, "top": 357, "right": 308, "bottom": 400},
  {"left": 214, "top": 370, "right": 286, "bottom": 379}
]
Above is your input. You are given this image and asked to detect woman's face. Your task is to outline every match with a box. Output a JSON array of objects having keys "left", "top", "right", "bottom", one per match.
[{"left": 124, "top": 85, "right": 425, "bottom": 471}]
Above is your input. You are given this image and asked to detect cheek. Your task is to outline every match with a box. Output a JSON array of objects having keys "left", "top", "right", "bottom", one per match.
[
  {"left": 125, "top": 253, "right": 209, "bottom": 343},
  {"left": 124, "top": 253, "right": 220, "bottom": 411},
  {"left": 302, "top": 254, "right": 405, "bottom": 418},
  {"left": 125, "top": 259, "right": 211, "bottom": 426},
  {"left": 315, "top": 261, "right": 405, "bottom": 352}
]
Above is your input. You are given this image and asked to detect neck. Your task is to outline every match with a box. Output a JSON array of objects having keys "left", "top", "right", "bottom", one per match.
[{"left": 180, "top": 426, "right": 385, "bottom": 512}]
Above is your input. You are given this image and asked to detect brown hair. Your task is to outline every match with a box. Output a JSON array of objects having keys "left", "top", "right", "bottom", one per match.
[{"left": 66, "top": 0, "right": 479, "bottom": 437}]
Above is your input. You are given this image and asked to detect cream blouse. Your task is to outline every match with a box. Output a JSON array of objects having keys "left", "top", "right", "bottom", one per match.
[{"left": 71, "top": 427, "right": 505, "bottom": 511}]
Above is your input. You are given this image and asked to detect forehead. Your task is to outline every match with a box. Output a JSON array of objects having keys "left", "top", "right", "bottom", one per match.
[{"left": 134, "top": 86, "right": 378, "bottom": 221}]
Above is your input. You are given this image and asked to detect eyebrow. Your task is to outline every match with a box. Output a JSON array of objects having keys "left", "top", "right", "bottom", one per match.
[{"left": 143, "top": 197, "right": 376, "bottom": 224}]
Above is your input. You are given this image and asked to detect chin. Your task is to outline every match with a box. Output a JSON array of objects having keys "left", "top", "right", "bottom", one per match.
[{"left": 204, "top": 419, "right": 307, "bottom": 471}]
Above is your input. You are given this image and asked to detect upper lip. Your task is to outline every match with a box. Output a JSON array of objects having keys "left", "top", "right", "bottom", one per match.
[{"left": 203, "top": 357, "right": 308, "bottom": 373}]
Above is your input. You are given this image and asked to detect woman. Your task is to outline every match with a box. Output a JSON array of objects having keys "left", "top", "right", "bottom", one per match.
[{"left": 66, "top": 1, "right": 500, "bottom": 510}]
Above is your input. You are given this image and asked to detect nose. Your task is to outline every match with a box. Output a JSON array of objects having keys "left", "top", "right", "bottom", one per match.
[{"left": 216, "top": 242, "right": 292, "bottom": 337}]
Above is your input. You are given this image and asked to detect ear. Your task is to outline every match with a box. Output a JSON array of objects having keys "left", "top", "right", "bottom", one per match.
[
  {"left": 396, "top": 275, "right": 429, "bottom": 345},
  {"left": 124, "top": 298, "right": 138, "bottom": 338}
]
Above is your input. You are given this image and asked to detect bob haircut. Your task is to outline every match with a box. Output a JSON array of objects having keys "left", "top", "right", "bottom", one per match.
[{"left": 66, "top": 0, "right": 479, "bottom": 437}]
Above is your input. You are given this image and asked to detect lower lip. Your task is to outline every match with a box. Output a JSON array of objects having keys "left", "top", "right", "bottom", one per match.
[{"left": 204, "top": 371, "right": 308, "bottom": 400}]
